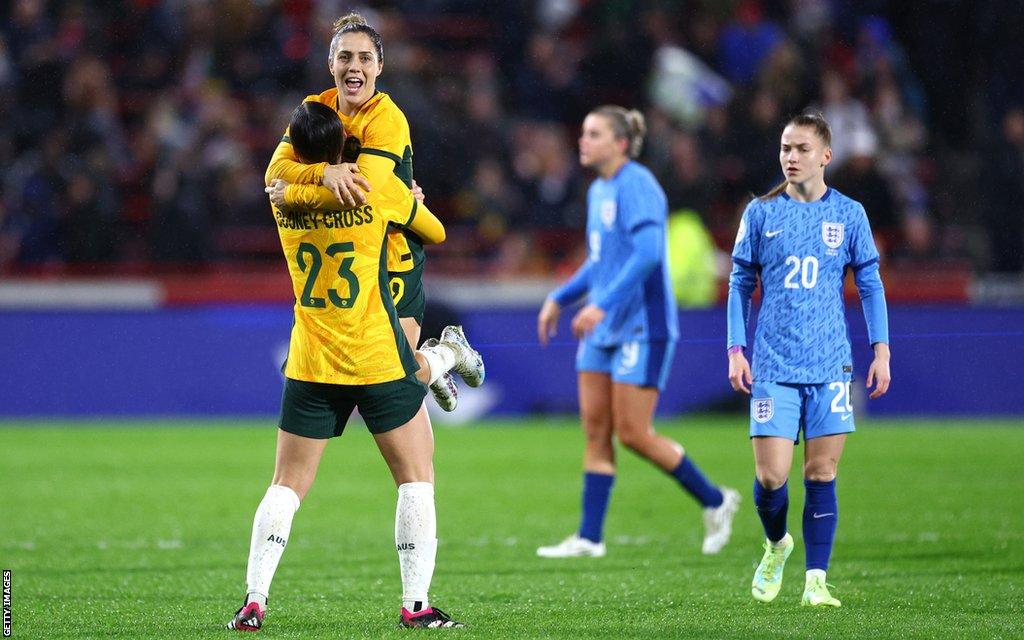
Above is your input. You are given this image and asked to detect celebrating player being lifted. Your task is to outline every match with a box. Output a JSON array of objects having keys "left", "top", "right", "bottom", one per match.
[
  {"left": 226, "top": 15, "right": 482, "bottom": 632},
  {"left": 536, "top": 106, "right": 739, "bottom": 559},
  {"left": 727, "top": 112, "right": 891, "bottom": 607},
  {"left": 264, "top": 12, "right": 478, "bottom": 413}
]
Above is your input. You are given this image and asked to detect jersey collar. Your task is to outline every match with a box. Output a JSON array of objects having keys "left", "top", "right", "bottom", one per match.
[{"left": 780, "top": 187, "right": 832, "bottom": 203}]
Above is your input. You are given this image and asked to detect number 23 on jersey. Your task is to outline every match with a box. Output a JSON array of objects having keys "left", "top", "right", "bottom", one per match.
[{"left": 294, "top": 241, "right": 360, "bottom": 309}]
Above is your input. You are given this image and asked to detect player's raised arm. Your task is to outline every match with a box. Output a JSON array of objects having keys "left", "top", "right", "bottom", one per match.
[
  {"left": 265, "top": 101, "right": 371, "bottom": 207},
  {"left": 265, "top": 124, "right": 329, "bottom": 187},
  {"left": 403, "top": 201, "right": 445, "bottom": 245}
]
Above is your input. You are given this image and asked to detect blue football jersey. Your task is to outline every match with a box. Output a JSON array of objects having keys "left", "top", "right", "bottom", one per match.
[
  {"left": 585, "top": 161, "right": 679, "bottom": 346},
  {"left": 730, "top": 188, "right": 879, "bottom": 383}
]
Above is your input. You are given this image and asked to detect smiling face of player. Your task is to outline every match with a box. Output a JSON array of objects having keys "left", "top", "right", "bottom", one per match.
[
  {"left": 330, "top": 32, "right": 383, "bottom": 116},
  {"left": 578, "top": 113, "right": 628, "bottom": 178},
  {"left": 779, "top": 123, "right": 832, "bottom": 192}
]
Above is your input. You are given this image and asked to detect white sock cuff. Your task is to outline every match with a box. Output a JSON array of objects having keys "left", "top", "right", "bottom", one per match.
[
  {"left": 398, "top": 481, "right": 434, "bottom": 498},
  {"left": 806, "top": 569, "right": 827, "bottom": 581},
  {"left": 419, "top": 348, "right": 447, "bottom": 385},
  {"left": 267, "top": 484, "right": 301, "bottom": 512}
]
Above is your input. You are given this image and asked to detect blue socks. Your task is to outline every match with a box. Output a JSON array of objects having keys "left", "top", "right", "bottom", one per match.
[
  {"left": 671, "top": 456, "right": 724, "bottom": 508},
  {"left": 803, "top": 478, "right": 838, "bottom": 571},
  {"left": 578, "top": 472, "right": 615, "bottom": 543},
  {"left": 753, "top": 478, "right": 839, "bottom": 569},
  {"left": 753, "top": 479, "right": 789, "bottom": 542}
]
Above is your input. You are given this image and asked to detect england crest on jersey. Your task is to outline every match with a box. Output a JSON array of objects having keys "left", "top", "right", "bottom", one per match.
[
  {"left": 752, "top": 398, "right": 774, "bottom": 423},
  {"left": 822, "top": 222, "right": 844, "bottom": 249},
  {"left": 601, "top": 200, "right": 617, "bottom": 229}
]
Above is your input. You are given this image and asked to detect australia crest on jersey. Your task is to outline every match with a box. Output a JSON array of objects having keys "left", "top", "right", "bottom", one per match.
[
  {"left": 601, "top": 200, "right": 617, "bottom": 229},
  {"left": 822, "top": 222, "right": 844, "bottom": 249},
  {"left": 752, "top": 398, "right": 774, "bottom": 423}
]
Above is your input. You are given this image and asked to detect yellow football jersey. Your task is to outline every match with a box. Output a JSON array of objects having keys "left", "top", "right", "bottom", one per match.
[
  {"left": 272, "top": 197, "right": 420, "bottom": 386},
  {"left": 266, "top": 88, "right": 421, "bottom": 274}
]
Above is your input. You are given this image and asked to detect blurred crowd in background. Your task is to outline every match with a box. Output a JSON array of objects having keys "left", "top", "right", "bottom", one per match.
[{"left": 1, "top": 0, "right": 1023, "bottom": 279}]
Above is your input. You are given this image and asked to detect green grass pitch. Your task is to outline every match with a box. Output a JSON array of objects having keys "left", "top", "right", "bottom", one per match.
[{"left": 1, "top": 416, "right": 1022, "bottom": 639}]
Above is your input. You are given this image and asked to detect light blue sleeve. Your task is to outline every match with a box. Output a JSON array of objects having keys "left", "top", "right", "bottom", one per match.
[
  {"left": 617, "top": 169, "right": 666, "bottom": 232},
  {"left": 848, "top": 204, "right": 880, "bottom": 270},
  {"left": 550, "top": 259, "right": 594, "bottom": 307},
  {"left": 727, "top": 202, "right": 761, "bottom": 349},
  {"left": 731, "top": 200, "right": 761, "bottom": 268},
  {"left": 854, "top": 261, "right": 888, "bottom": 345},
  {"left": 591, "top": 224, "right": 662, "bottom": 312},
  {"left": 727, "top": 261, "right": 758, "bottom": 349},
  {"left": 849, "top": 204, "right": 888, "bottom": 344}
]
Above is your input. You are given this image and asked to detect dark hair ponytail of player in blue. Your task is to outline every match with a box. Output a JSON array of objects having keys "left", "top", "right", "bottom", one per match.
[
  {"left": 288, "top": 102, "right": 344, "bottom": 164},
  {"left": 759, "top": 112, "right": 832, "bottom": 201}
]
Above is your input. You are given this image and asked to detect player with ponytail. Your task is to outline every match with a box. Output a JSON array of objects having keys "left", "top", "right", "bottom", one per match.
[
  {"left": 536, "top": 106, "right": 740, "bottom": 560},
  {"left": 227, "top": 12, "right": 471, "bottom": 631},
  {"left": 728, "top": 112, "right": 891, "bottom": 607}
]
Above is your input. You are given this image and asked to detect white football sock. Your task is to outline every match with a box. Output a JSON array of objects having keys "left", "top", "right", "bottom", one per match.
[
  {"left": 395, "top": 482, "right": 437, "bottom": 611},
  {"left": 245, "top": 484, "right": 300, "bottom": 604},
  {"left": 419, "top": 345, "right": 457, "bottom": 385},
  {"left": 806, "top": 568, "right": 827, "bottom": 582}
]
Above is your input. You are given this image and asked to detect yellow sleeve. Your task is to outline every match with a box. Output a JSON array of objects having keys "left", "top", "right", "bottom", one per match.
[
  {"left": 361, "top": 153, "right": 446, "bottom": 244},
  {"left": 282, "top": 184, "right": 341, "bottom": 211},
  {"left": 405, "top": 201, "right": 446, "bottom": 244},
  {"left": 265, "top": 128, "right": 328, "bottom": 187},
  {"left": 351, "top": 152, "right": 417, "bottom": 218}
]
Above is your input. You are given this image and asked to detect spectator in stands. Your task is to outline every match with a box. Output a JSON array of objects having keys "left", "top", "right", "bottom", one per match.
[
  {"left": 985, "top": 107, "right": 1024, "bottom": 273},
  {"left": 820, "top": 69, "right": 872, "bottom": 169},
  {"left": 660, "top": 129, "right": 715, "bottom": 217},
  {"left": 717, "top": 0, "right": 784, "bottom": 85},
  {"left": 830, "top": 128, "right": 898, "bottom": 249},
  {"left": 0, "top": 1, "right": 1005, "bottom": 274}
]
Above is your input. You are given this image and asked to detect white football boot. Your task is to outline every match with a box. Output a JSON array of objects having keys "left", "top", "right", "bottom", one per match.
[
  {"left": 536, "top": 534, "right": 606, "bottom": 558},
  {"left": 439, "top": 325, "right": 485, "bottom": 387},
  {"left": 701, "top": 487, "right": 741, "bottom": 554}
]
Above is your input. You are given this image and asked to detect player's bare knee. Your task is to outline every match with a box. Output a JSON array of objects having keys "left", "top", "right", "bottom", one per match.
[
  {"left": 615, "top": 426, "right": 650, "bottom": 454},
  {"left": 385, "top": 458, "right": 430, "bottom": 483},
  {"left": 271, "top": 477, "right": 310, "bottom": 502},
  {"left": 413, "top": 352, "right": 430, "bottom": 384},
  {"left": 755, "top": 468, "right": 789, "bottom": 490},
  {"left": 803, "top": 458, "right": 837, "bottom": 482}
]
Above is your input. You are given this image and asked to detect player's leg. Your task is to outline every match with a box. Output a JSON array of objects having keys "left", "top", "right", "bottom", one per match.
[
  {"left": 364, "top": 377, "right": 463, "bottom": 628},
  {"left": 391, "top": 271, "right": 484, "bottom": 392},
  {"left": 245, "top": 431, "right": 327, "bottom": 601},
  {"left": 393, "top": 278, "right": 459, "bottom": 411},
  {"left": 800, "top": 433, "right": 845, "bottom": 607},
  {"left": 799, "top": 382, "right": 853, "bottom": 606},
  {"left": 409, "top": 324, "right": 485, "bottom": 412},
  {"left": 229, "top": 379, "right": 342, "bottom": 630},
  {"left": 749, "top": 382, "right": 799, "bottom": 603},
  {"left": 609, "top": 341, "right": 739, "bottom": 553},
  {"left": 537, "top": 344, "right": 615, "bottom": 558},
  {"left": 401, "top": 317, "right": 423, "bottom": 356},
  {"left": 610, "top": 380, "right": 738, "bottom": 553}
]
